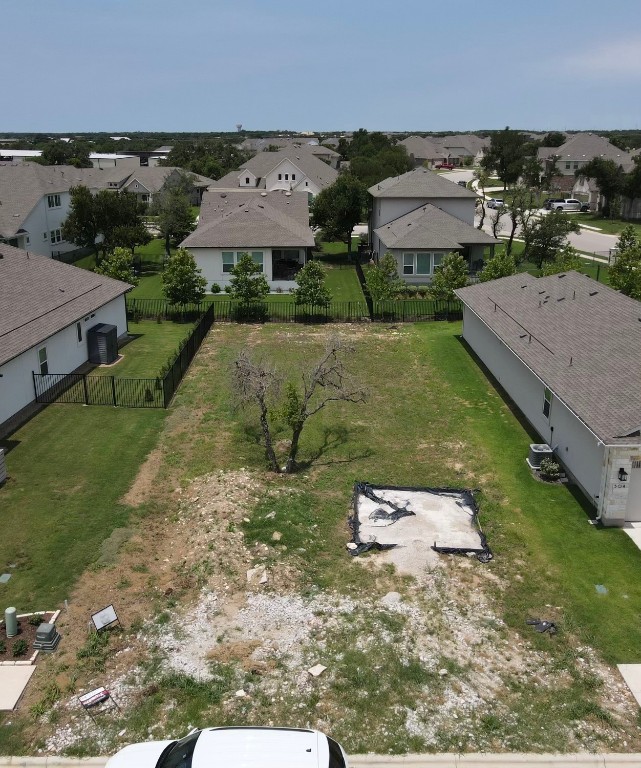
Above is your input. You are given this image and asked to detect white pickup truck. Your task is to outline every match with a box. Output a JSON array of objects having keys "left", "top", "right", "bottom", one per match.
[{"left": 549, "top": 198, "right": 590, "bottom": 212}]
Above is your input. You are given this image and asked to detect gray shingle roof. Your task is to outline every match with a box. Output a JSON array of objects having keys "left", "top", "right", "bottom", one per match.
[
  {"left": 181, "top": 189, "right": 315, "bottom": 249},
  {"left": 0, "top": 163, "right": 76, "bottom": 238},
  {"left": 0, "top": 243, "right": 130, "bottom": 366},
  {"left": 399, "top": 136, "right": 445, "bottom": 161},
  {"left": 455, "top": 272, "right": 641, "bottom": 444},
  {"left": 538, "top": 133, "right": 633, "bottom": 169},
  {"left": 375, "top": 204, "right": 500, "bottom": 251},
  {"left": 212, "top": 148, "right": 338, "bottom": 190},
  {"left": 368, "top": 167, "right": 478, "bottom": 199}
]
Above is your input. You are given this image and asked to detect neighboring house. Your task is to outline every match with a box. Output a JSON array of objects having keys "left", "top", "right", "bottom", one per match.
[
  {"left": 0, "top": 243, "right": 130, "bottom": 433},
  {"left": 456, "top": 271, "right": 641, "bottom": 526},
  {"left": 181, "top": 189, "right": 315, "bottom": 292},
  {"left": 368, "top": 168, "right": 498, "bottom": 280},
  {"left": 118, "top": 167, "right": 214, "bottom": 205},
  {"left": 440, "top": 134, "right": 489, "bottom": 166},
  {"left": 538, "top": 133, "right": 634, "bottom": 177},
  {"left": 399, "top": 136, "right": 448, "bottom": 168},
  {"left": 0, "top": 163, "right": 78, "bottom": 258},
  {"left": 399, "top": 135, "right": 489, "bottom": 169},
  {"left": 211, "top": 148, "right": 338, "bottom": 198},
  {"left": 241, "top": 138, "right": 341, "bottom": 169}
]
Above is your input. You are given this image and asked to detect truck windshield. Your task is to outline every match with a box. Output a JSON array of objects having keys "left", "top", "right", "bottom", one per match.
[
  {"left": 327, "top": 737, "right": 346, "bottom": 768},
  {"left": 157, "top": 731, "right": 201, "bottom": 768}
]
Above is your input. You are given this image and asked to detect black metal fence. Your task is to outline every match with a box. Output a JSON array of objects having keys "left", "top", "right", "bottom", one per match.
[
  {"left": 372, "top": 299, "right": 462, "bottom": 322},
  {"left": 33, "top": 304, "right": 216, "bottom": 410}
]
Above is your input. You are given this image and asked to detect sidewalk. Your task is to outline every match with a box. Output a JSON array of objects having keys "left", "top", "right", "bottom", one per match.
[{"left": 2, "top": 753, "right": 641, "bottom": 767}]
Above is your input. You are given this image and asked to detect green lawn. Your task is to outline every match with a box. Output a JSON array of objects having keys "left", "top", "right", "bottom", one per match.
[
  {"left": 92, "top": 320, "right": 194, "bottom": 378},
  {"left": 0, "top": 407, "right": 165, "bottom": 611},
  {"left": 566, "top": 213, "right": 641, "bottom": 238}
]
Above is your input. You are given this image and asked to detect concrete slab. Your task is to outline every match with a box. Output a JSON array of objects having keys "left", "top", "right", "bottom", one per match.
[
  {"left": 622, "top": 522, "right": 641, "bottom": 550},
  {"left": 0, "top": 665, "right": 36, "bottom": 710},
  {"left": 617, "top": 664, "right": 641, "bottom": 706}
]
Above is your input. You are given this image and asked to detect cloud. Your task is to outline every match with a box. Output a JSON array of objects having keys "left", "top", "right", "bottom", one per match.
[{"left": 559, "top": 37, "right": 641, "bottom": 79}]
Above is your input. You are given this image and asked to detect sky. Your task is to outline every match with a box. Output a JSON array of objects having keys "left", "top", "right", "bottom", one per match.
[{"left": 3, "top": 0, "right": 641, "bottom": 133}]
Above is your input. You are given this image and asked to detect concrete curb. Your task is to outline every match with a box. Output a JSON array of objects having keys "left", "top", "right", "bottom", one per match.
[{"left": 2, "top": 755, "right": 641, "bottom": 767}]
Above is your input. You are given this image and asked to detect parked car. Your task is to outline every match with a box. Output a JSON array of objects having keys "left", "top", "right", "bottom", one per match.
[
  {"left": 105, "top": 727, "right": 349, "bottom": 768},
  {"left": 549, "top": 198, "right": 587, "bottom": 212},
  {"left": 457, "top": 180, "right": 468, "bottom": 187},
  {"left": 543, "top": 198, "right": 565, "bottom": 210},
  {"left": 435, "top": 163, "right": 455, "bottom": 170},
  {"left": 486, "top": 198, "right": 505, "bottom": 209}
]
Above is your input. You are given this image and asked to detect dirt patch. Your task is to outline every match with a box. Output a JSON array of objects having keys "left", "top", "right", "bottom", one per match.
[{"left": 121, "top": 447, "right": 163, "bottom": 507}]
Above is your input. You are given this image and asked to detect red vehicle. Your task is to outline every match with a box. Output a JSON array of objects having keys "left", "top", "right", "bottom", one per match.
[{"left": 435, "top": 162, "right": 455, "bottom": 170}]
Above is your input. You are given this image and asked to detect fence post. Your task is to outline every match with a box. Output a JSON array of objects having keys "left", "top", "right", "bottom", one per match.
[
  {"left": 82, "top": 374, "right": 89, "bottom": 405},
  {"left": 111, "top": 376, "right": 117, "bottom": 406}
]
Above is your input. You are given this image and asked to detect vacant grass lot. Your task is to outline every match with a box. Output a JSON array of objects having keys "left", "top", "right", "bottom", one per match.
[{"left": 566, "top": 214, "right": 641, "bottom": 238}]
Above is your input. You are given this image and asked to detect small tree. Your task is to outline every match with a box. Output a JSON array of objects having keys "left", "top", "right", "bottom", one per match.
[
  {"left": 489, "top": 205, "right": 507, "bottom": 239},
  {"left": 227, "top": 253, "right": 270, "bottom": 304},
  {"left": 162, "top": 248, "right": 207, "bottom": 306},
  {"left": 310, "top": 174, "right": 366, "bottom": 256},
  {"left": 428, "top": 253, "right": 468, "bottom": 301},
  {"left": 366, "top": 252, "right": 403, "bottom": 301},
  {"left": 479, "top": 249, "right": 516, "bottom": 282},
  {"left": 609, "top": 229, "right": 641, "bottom": 299},
  {"left": 540, "top": 244, "right": 583, "bottom": 276},
  {"left": 232, "top": 338, "right": 367, "bottom": 474},
  {"left": 506, "top": 186, "right": 538, "bottom": 257},
  {"left": 291, "top": 260, "right": 332, "bottom": 307},
  {"left": 474, "top": 169, "right": 489, "bottom": 230},
  {"left": 522, "top": 211, "right": 580, "bottom": 268},
  {"left": 94, "top": 247, "right": 139, "bottom": 286}
]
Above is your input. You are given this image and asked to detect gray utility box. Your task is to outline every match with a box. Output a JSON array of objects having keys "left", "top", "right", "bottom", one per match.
[
  {"left": 33, "top": 622, "right": 61, "bottom": 652},
  {"left": 87, "top": 323, "right": 118, "bottom": 365}
]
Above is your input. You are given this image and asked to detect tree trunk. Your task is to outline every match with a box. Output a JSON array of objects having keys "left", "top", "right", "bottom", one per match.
[
  {"left": 260, "top": 406, "right": 280, "bottom": 473},
  {"left": 506, "top": 218, "right": 517, "bottom": 256},
  {"left": 284, "top": 422, "right": 304, "bottom": 473}
]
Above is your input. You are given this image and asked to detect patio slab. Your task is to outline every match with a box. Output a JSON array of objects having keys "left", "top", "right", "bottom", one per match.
[
  {"left": 622, "top": 522, "right": 641, "bottom": 551},
  {"left": 617, "top": 664, "right": 641, "bottom": 706},
  {"left": 0, "top": 665, "right": 36, "bottom": 710}
]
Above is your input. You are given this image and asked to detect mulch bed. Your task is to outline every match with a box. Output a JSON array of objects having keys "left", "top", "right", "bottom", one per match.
[{"left": 0, "top": 612, "right": 55, "bottom": 662}]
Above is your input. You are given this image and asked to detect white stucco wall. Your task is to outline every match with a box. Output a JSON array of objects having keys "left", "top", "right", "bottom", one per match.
[
  {"left": 21, "top": 192, "right": 75, "bottom": 258},
  {"left": 0, "top": 296, "right": 127, "bottom": 427},
  {"left": 461, "top": 305, "right": 606, "bottom": 507},
  {"left": 264, "top": 160, "right": 306, "bottom": 191},
  {"left": 190, "top": 247, "right": 304, "bottom": 291}
]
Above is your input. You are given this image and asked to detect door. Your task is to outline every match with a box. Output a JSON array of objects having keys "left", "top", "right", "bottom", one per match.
[{"left": 626, "top": 460, "right": 641, "bottom": 522}]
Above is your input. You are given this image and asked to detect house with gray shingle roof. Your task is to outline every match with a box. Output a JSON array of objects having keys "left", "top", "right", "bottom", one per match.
[
  {"left": 456, "top": 271, "right": 641, "bottom": 526},
  {"left": 210, "top": 147, "right": 338, "bottom": 197},
  {"left": 181, "top": 189, "right": 315, "bottom": 291},
  {"left": 0, "top": 243, "right": 131, "bottom": 432},
  {"left": 537, "top": 133, "right": 634, "bottom": 177},
  {"left": 368, "top": 168, "right": 496, "bottom": 282}
]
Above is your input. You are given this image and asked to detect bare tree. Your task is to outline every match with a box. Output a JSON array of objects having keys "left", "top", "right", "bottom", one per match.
[
  {"left": 474, "top": 169, "right": 489, "bottom": 230},
  {"left": 505, "top": 186, "right": 538, "bottom": 257},
  {"left": 489, "top": 206, "right": 507, "bottom": 239},
  {"left": 232, "top": 352, "right": 281, "bottom": 473},
  {"left": 231, "top": 338, "right": 367, "bottom": 474}
]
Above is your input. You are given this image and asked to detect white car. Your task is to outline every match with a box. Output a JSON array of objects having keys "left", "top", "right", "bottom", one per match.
[
  {"left": 105, "top": 726, "right": 349, "bottom": 768},
  {"left": 486, "top": 198, "right": 505, "bottom": 209}
]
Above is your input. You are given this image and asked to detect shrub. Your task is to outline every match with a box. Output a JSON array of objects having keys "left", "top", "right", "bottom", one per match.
[
  {"left": 12, "top": 639, "right": 28, "bottom": 657},
  {"left": 0, "top": 640, "right": 6, "bottom": 654},
  {"left": 29, "top": 615, "right": 43, "bottom": 626},
  {"left": 540, "top": 457, "right": 562, "bottom": 481},
  {"left": 210, "top": 283, "right": 221, "bottom": 294},
  {"left": 232, "top": 303, "right": 269, "bottom": 323}
]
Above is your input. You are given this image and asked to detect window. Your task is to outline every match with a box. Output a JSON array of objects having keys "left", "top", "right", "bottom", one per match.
[
  {"left": 573, "top": 162, "right": 579, "bottom": 169},
  {"left": 543, "top": 387, "right": 552, "bottom": 419},
  {"left": 245, "top": 177, "right": 250, "bottom": 184},
  {"left": 278, "top": 173, "right": 282, "bottom": 180},
  {"left": 50, "top": 229, "right": 62, "bottom": 244},
  {"left": 25, "top": 234, "right": 30, "bottom": 244},
  {"left": 403, "top": 253, "right": 414, "bottom": 275},
  {"left": 565, "top": 162, "right": 571, "bottom": 169},
  {"left": 43, "top": 232, "right": 48, "bottom": 241},
  {"left": 47, "top": 194, "right": 61, "bottom": 208},
  {"left": 416, "top": 253, "right": 431, "bottom": 275},
  {"left": 433, "top": 253, "right": 443, "bottom": 270},
  {"left": 222, "top": 251, "right": 234, "bottom": 273},
  {"left": 285, "top": 173, "right": 289, "bottom": 180},
  {"left": 38, "top": 347, "right": 48, "bottom": 375},
  {"left": 291, "top": 173, "right": 296, "bottom": 181},
  {"left": 251, "top": 251, "right": 264, "bottom": 270},
  {"left": 76, "top": 322, "right": 83, "bottom": 343},
  {"left": 283, "top": 249, "right": 299, "bottom": 260},
  {"left": 141, "top": 194, "right": 150, "bottom": 203},
  {"left": 305, "top": 181, "right": 308, "bottom": 186}
]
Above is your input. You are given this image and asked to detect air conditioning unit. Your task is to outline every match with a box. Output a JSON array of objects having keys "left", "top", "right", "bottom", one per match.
[{"left": 527, "top": 443, "right": 553, "bottom": 469}]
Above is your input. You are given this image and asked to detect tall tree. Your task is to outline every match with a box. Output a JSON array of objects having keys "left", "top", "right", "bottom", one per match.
[
  {"left": 291, "top": 260, "right": 332, "bottom": 307},
  {"left": 94, "top": 247, "right": 139, "bottom": 286},
  {"left": 474, "top": 169, "right": 489, "bottom": 230},
  {"left": 310, "top": 175, "right": 367, "bottom": 256},
  {"left": 62, "top": 186, "right": 99, "bottom": 250},
  {"left": 505, "top": 186, "right": 538, "bottom": 257},
  {"left": 162, "top": 248, "right": 207, "bottom": 306},
  {"left": 481, "top": 127, "right": 529, "bottom": 189},
  {"left": 39, "top": 140, "right": 92, "bottom": 168},
  {"left": 151, "top": 172, "right": 197, "bottom": 256},
  {"left": 161, "top": 139, "right": 251, "bottom": 179},
  {"left": 575, "top": 158, "right": 626, "bottom": 218},
  {"left": 541, "top": 132, "right": 566, "bottom": 148}
]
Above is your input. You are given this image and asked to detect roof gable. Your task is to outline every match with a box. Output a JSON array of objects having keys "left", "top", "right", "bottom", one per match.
[{"left": 369, "top": 167, "right": 478, "bottom": 199}]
